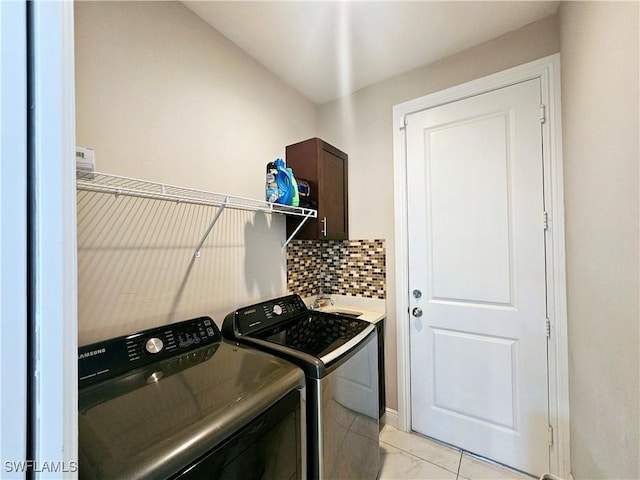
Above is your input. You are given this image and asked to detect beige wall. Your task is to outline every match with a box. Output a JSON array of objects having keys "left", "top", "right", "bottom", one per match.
[
  {"left": 75, "top": 1, "right": 316, "bottom": 196},
  {"left": 317, "top": 14, "right": 560, "bottom": 412},
  {"left": 75, "top": 1, "right": 316, "bottom": 344},
  {"left": 559, "top": 2, "right": 639, "bottom": 478}
]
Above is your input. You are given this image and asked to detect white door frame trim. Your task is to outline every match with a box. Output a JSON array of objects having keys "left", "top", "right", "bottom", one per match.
[
  {"left": 31, "top": 1, "right": 78, "bottom": 477},
  {"left": 392, "top": 54, "right": 570, "bottom": 478}
]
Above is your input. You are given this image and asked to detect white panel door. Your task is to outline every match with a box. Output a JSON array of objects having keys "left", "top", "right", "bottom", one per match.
[{"left": 407, "top": 78, "right": 549, "bottom": 475}]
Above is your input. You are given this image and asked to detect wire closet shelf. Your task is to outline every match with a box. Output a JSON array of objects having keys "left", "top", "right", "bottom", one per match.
[{"left": 76, "top": 170, "right": 317, "bottom": 254}]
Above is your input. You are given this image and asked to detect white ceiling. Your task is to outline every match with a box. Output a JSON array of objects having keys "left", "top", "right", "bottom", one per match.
[{"left": 183, "top": 1, "right": 559, "bottom": 105}]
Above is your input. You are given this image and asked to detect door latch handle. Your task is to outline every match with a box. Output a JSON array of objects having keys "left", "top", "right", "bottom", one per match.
[{"left": 412, "top": 307, "right": 423, "bottom": 318}]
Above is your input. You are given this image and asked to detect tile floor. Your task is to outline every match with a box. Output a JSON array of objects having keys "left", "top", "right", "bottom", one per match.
[{"left": 378, "top": 425, "right": 534, "bottom": 480}]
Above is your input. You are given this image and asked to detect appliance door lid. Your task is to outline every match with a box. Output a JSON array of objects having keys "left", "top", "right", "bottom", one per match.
[
  {"left": 79, "top": 342, "right": 304, "bottom": 479},
  {"left": 253, "top": 313, "right": 372, "bottom": 359}
]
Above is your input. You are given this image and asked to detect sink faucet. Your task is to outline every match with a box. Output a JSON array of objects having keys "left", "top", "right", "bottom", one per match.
[{"left": 312, "top": 289, "right": 334, "bottom": 309}]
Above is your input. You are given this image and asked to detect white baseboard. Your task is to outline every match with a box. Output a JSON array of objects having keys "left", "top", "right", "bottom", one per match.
[{"left": 381, "top": 408, "right": 399, "bottom": 429}]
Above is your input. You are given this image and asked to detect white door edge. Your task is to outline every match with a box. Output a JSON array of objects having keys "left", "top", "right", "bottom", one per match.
[
  {"left": 392, "top": 53, "right": 570, "bottom": 479},
  {"left": 31, "top": 2, "right": 78, "bottom": 478},
  {"left": 1, "top": 2, "right": 28, "bottom": 476}
]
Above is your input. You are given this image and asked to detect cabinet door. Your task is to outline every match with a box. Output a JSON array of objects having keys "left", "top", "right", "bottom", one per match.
[{"left": 318, "top": 145, "right": 348, "bottom": 240}]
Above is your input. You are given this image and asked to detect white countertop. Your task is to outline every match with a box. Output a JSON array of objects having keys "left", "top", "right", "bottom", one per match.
[{"left": 302, "top": 294, "right": 386, "bottom": 324}]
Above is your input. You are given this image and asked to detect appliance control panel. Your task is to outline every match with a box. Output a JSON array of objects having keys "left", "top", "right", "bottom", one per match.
[
  {"left": 225, "top": 295, "right": 308, "bottom": 337},
  {"left": 78, "top": 316, "right": 221, "bottom": 388}
]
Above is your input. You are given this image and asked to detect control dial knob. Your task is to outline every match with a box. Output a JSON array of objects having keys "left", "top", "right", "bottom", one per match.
[
  {"left": 145, "top": 337, "right": 164, "bottom": 354},
  {"left": 273, "top": 305, "right": 283, "bottom": 316}
]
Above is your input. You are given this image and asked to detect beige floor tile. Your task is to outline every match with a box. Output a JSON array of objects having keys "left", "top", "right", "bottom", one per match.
[
  {"left": 378, "top": 443, "right": 457, "bottom": 480},
  {"left": 458, "top": 453, "right": 533, "bottom": 480},
  {"left": 380, "top": 425, "right": 462, "bottom": 474}
]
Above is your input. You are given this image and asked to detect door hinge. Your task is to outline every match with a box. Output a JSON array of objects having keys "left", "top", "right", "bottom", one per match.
[
  {"left": 546, "top": 318, "right": 551, "bottom": 338},
  {"left": 543, "top": 211, "right": 549, "bottom": 230},
  {"left": 400, "top": 116, "right": 407, "bottom": 130},
  {"left": 540, "top": 104, "right": 546, "bottom": 123},
  {"left": 548, "top": 425, "right": 554, "bottom": 446}
]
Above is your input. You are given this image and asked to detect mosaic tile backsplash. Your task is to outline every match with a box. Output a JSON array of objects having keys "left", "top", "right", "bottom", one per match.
[{"left": 287, "top": 239, "right": 386, "bottom": 299}]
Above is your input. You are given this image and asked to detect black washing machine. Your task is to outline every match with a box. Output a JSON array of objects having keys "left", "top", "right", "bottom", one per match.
[
  {"left": 78, "top": 316, "right": 305, "bottom": 479},
  {"left": 222, "top": 294, "right": 379, "bottom": 480}
]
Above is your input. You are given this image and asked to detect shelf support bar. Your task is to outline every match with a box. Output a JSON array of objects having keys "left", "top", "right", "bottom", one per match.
[
  {"left": 281, "top": 211, "right": 313, "bottom": 252},
  {"left": 194, "top": 196, "right": 229, "bottom": 258}
]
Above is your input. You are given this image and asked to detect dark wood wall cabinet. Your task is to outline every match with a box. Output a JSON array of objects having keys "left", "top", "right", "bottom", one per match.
[{"left": 285, "top": 138, "right": 348, "bottom": 241}]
